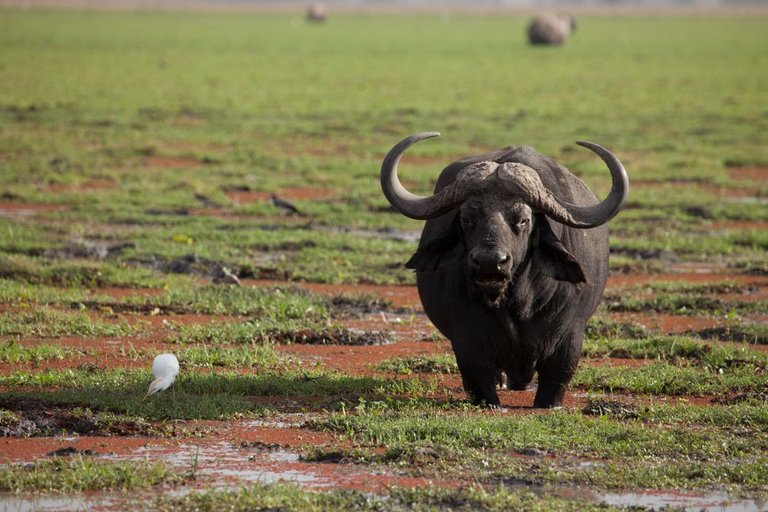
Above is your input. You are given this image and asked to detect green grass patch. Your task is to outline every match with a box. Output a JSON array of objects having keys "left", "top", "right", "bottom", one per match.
[
  {"left": 573, "top": 361, "right": 767, "bottom": 396},
  {"left": 624, "top": 280, "right": 749, "bottom": 295},
  {"left": 154, "top": 482, "right": 625, "bottom": 512},
  {"left": 0, "top": 457, "right": 183, "bottom": 492},
  {"left": 0, "top": 253, "right": 164, "bottom": 288},
  {"left": 585, "top": 318, "right": 649, "bottom": 340},
  {"left": 695, "top": 324, "right": 768, "bottom": 344},
  {"left": 604, "top": 291, "right": 764, "bottom": 316},
  {"left": 177, "top": 344, "right": 283, "bottom": 369},
  {"left": 0, "top": 367, "right": 435, "bottom": 420},
  {"left": 583, "top": 398, "right": 768, "bottom": 428},
  {"left": 377, "top": 354, "right": 458, "bottom": 375},
  {"left": 166, "top": 319, "right": 309, "bottom": 345},
  {"left": 0, "top": 278, "right": 91, "bottom": 306},
  {"left": 582, "top": 335, "right": 768, "bottom": 368},
  {"left": 167, "top": 320, "right": 391, "bottom": 346},
  {"left": 0, "top": 306, "right": 143, "bottom": 337},
  {"left": 319, "top": 407, "right": 766, "bottom": 460},
  {"left": 312, "top": 403, "right": 768, "bottom": 490},
  {"left": 0, "top": 339, "right": 84, "bottom": 363},
  {"left": 150, "top": 284, "right": 329, "bottom": 317}
]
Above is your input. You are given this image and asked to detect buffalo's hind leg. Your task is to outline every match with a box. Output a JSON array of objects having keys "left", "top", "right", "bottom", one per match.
[{"left": 533, "top": 333, "right": 583, "bottom": 408}]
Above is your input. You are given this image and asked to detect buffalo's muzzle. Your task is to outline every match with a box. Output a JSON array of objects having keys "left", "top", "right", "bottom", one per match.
[
  {"left": 469, "top": 248, "right": 511, "bottom": 274},
  {"left": 468, "top": 248, "right": 512, "bottom": 295}
]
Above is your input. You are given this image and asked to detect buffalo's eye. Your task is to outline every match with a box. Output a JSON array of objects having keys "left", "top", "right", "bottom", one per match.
[
  {"left": 460, "top": 216, "right": 475, "bottom": 231},
  {"left": 517, "top": 217, "right": 530, "bottom": 228}
]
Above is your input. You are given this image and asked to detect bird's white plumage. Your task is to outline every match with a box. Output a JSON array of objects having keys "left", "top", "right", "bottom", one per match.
[{"left": 144, "top": 353, "right": 179, "bottom": 399}]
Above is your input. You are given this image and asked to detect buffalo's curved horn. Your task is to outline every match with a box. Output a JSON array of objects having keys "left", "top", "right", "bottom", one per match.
[
  {"left": 380, "top": 132, "right": 471, "bottom": 220},
  {"left": 535, "top": 141, "right": 628, "bottom": 228}
]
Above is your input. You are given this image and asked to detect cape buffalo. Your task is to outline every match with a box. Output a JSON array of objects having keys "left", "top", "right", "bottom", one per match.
[
  {"left": 306, "top": 3, "right": 328, "bottom": 23},
  {"left": 528, "top": 13, "right": 576, "bottom": 45},
  {"left": 380, "top": 133, "right": 628, "bottom": 408}
]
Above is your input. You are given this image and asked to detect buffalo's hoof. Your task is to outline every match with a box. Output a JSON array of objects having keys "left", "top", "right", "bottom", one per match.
[
  {"left": 469, "top": 396, "right": 501, "bottom": 408},
  {"left": 533, "top": 403, "right": 563, "bottom": 409}
]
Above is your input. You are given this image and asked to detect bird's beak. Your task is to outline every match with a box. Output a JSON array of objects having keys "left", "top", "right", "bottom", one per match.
[{"left": 143, "top": 379, "right": 160, "bottom": 402}]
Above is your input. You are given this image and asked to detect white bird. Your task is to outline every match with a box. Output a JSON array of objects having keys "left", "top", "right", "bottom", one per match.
[{"left": 144, "top": 353, "right": 180, "bottom": 401}]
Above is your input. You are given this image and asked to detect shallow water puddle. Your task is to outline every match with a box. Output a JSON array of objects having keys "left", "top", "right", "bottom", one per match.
[
  {"left": 0, "top": 494, "right": 121, "bottom": 512},
  {"left": 88, "top": 415, "right": 370, "bottom": 491},
  {"left": 114, "top": 439, "right": 400, "bottom": 491},
  {"left": 597, "top": 488, "right": 767, "bottom": 511}
]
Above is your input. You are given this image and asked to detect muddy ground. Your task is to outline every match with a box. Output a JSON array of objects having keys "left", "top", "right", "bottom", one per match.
[{"left": 1, "top": 174, "right": 767, "bottom": 509}]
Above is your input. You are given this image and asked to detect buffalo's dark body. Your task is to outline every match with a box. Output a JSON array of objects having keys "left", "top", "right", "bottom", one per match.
[{"left": 408, "top": 146, "right": 608, "bottom": 407}]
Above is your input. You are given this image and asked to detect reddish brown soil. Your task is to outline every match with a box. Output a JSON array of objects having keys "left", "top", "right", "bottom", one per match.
[
  {"left": 726, "top": 166, "right": 768, "bottom": 182},
  {"left": 606, "top": 312, "right": 719, "bottom": 333},
  {"left": 277, "top": 339, "right": 447, "bottom": 377},
  {"left": 225, "top": 190, "right": 271, "bottom": 203},
  {"left": 278, "top": 187, "right": 336, "bottom": 201},
  {"left": 0, "top": 436, "right": 162, "bottom": 463},
  {"left": 0, "top": 202, "right": 64, "bottom": 219}
]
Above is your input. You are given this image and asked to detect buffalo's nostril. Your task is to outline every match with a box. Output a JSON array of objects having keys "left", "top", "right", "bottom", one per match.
[{"left": 494, "top": 253, "right": 511, "bottom": 271}]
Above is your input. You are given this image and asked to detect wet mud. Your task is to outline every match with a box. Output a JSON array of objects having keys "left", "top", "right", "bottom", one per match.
[{"left": 2, "top": 183, "right": 767, "bottom": 510}]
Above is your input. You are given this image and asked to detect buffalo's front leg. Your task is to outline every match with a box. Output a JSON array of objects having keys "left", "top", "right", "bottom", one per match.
[
  {"left": 453, "top": 345, "right": 500, "bottom": 407},
  {"left": 533, "top": 335, "right": 582, "bottom": 408}
]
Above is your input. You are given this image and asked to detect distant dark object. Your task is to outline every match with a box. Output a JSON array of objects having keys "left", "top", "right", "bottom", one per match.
[
  {"left": 528, "top": 13, "right": 576, "bottom": 46},
  {"left": 271, "top": 194, "right": 303, "bottom": 216},
  {"left": 47, "top": 447, "right": 95, "bottom": 457},
  {"left": 194, "top": 193, "right": 220, "bottom": 208},
  {"left": 164, "top": 253, "right": 200, "bottom": 274},
  {"left": 306, "top": 3, "right": 328, "bottom": 23}
]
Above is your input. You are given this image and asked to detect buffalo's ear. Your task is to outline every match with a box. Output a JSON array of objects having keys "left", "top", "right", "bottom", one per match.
[
  {"left": 406, "top": 215, "right": 462, "bottom": 272},
  {"left": 532, "top": 216, "right": 587, "bottom": 284}
]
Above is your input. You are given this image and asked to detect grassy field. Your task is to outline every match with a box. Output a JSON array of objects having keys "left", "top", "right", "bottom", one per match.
[{"left": 0, "top": 7, "right": 767, "bottom": 511}]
